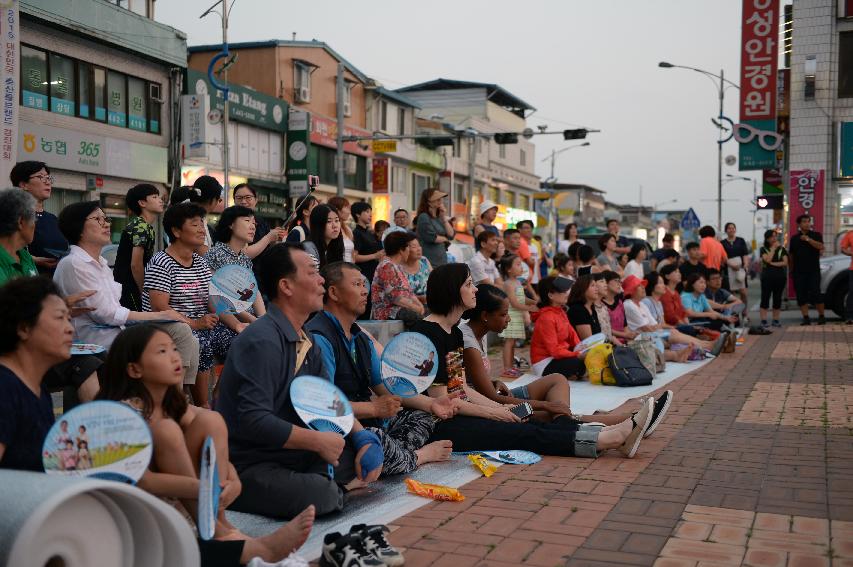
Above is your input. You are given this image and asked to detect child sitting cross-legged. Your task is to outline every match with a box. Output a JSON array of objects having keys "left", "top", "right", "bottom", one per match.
[{"left": 98, "top": 325, "right": 315, "bottom": 566}]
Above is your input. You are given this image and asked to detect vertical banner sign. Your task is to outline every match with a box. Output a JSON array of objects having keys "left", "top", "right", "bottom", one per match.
[
  {"left": 181, "top": 94, "right": 209, "bottom": 159},
  {"left": 372, "top": 158, "right": 389, "bottom": 193},
  {"left": 0, "top": 0, "right": 19, "bottom": 185},
  {"left": 738, "top": 0, "right": 779, "bottom": 170},
  {"left": 788, "top": 170, "right": 825, "bottom": 234},
  {"left": 287, "top": 110, "right": 310, "bottom": 198},
  {"left": 840, "top": 122, "right": 853, "bottom": 178}
]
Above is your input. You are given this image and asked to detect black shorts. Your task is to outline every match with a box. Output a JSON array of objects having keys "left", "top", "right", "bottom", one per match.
[
  {"left": 792, "top": 271, "right": 822, "bottom": 306},
  {"left": 42, "top": 354, "right": 103, "bottom": 390}
]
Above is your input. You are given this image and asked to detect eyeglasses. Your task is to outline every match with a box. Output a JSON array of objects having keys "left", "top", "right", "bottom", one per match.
[
  {"left": 234, "top": 195, "right": 256, "bottom": 202},
  {"left": 733, "top": 123, "right": 783, "bottom": 151},
  {"left": 86, "top": 215, "right": 112, "bottom": 226},
  {"left": 28, "top": 174, "right": 55, "bottom": 184}
]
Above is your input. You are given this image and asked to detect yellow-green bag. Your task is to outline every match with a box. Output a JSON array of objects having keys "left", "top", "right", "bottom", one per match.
[{"left": 585, "top": 343, "right": 616, "bottom": 385}]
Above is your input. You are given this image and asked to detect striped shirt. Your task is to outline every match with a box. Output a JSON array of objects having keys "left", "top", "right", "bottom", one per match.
[{"left": 142, "top": 251, "right": 211, "bottom": 318}]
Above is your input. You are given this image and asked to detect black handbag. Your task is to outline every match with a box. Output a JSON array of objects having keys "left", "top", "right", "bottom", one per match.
[{"left": 608, "top": 346, "right": 654, "bottom": 387}]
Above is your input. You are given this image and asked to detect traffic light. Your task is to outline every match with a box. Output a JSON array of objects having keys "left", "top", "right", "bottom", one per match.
[
  {"left": 494, "top": 132, "right": 519, "bottom": 144},
  {"left": 421, "top": 136, "right": 455, "bottom": 149},
  {"left": 563, "top": 129, "right": 588, "bottom": 140},
  {"left": 755, "top": 194, "right": 783, "bottom": 210}
]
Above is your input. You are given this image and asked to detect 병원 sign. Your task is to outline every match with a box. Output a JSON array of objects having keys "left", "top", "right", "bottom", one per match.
[{"left": 739, "top": 0, "right": 779, "bottom": 120}]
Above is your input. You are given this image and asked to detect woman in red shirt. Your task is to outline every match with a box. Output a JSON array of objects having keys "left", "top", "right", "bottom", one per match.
[
  {"left": 660, "top": 265, "right": 701, "bottom": 336},
  {"left": 530, "top": 276, "right": 585, "bottom": 379}
]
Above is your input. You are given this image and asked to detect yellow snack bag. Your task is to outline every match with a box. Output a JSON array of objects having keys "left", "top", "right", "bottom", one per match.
[
  {"left": 467, "top": 454, "right": 496, "bottom": 477},
  {"left": 405, "top": 478, "right": 465, "bottom": 502}
]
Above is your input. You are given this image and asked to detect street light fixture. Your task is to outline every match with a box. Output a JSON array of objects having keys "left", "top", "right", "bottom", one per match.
[
  {"left": 658, "top": 61, "right": 740, "bottom": 233},
  {"left": 541, "top": 142, "right": 591, "bottom": 184}
]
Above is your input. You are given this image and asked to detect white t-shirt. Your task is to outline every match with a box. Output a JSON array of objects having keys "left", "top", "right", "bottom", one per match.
[
  {"left": 527, "top": 239, "right": 541, "bottom": 284},
  {"left": 469, "top": 251, "right": 500, "bottom": 284},
  {"left": 557, "top": 238, "right": 585, "bottom": 255},
  {"left": 459, "top": 320, "right": 491, "bottom": 376},
  {"left": 624, "top": 260, "right": 644, "bottom": 280},
  {"left": 624, "top": 299, "right": 658, "bottom": 331}
]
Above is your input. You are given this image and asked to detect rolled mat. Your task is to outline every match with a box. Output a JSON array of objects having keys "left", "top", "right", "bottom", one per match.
[{"left": 0, "top": 470, "right": 199, "bottom": 567}]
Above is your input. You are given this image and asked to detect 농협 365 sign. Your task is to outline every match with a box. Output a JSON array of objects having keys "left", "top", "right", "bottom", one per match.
[{"left": 738, "top": 0, "right": 779, "bottom": 171}]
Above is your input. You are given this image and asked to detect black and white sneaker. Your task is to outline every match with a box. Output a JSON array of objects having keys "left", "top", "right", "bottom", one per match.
[
  {"left": 350, "top": 524, "right": 404, "bottom": 566},
  {"left": 643, "top": 390, "right": 673, "bottom": 438},
  {"left": 320, "top": 532, "right": 385, "bottom": 567}
]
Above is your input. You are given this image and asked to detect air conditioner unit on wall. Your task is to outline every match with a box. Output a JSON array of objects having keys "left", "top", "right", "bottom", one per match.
[
  {"left": 149, "top": 83, "right": 163, "bottom": 103},
  {"left": 294, "top": 87, "right": 310, "bottom": 103},
  {"left": 343, "top": 101, "right": 351, "bottom": 116},
  {"left": 345, "top": 154, "right": 357, "bottom": 175}
]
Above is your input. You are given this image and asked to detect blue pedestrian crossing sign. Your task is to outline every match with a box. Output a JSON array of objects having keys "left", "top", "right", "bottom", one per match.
[{"left": 680, "top": 208, "right": 701, "bottom": 230}]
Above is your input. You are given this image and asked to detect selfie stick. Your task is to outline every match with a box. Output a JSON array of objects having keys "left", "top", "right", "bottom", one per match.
[{"left": 281, "top": 179, "right": 318, "bottom": 230}]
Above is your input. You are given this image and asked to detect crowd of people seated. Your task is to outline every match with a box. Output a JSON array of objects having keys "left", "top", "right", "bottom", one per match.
[{"left": 0, "top": 160, "right": 756, "bottom": 566}]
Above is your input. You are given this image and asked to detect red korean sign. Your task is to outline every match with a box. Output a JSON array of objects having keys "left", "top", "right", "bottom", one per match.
[
  {"left": 739, "top": 0, "right": 779, "bottom": 120},
  {"left": 372, "top": 158, "right": 389, "bottom": 193},
  {"left": 788, "top": 170, "right": 825, "bottom": 233},
  {"left": 310, "top": 114, "right": 373, "bottom": 157}
]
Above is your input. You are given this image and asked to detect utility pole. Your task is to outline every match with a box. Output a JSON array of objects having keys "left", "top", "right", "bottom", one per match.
[
  {"left": 335, "top": 63, "right": 345, "bottom": 197},
  {"left": 717, "top": 68, "right": 724, "bottom": 234},
  {"left": 200, "top": 0, "right": 232, "bottom": 203},
  {"left": 468, "top": 137, "right": 476, "bottom": 225}
]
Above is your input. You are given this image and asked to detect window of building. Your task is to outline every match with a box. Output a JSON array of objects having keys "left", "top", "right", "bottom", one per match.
[
  {"left": 116, "top": 0, "right": 148, "bottom": 16},
  {"left": 392, "top": 166, "right": 407, "bottom": 193},
  {"left": 77, "top": 62, "right": 91, "bottom": 118},
  {"left": 127, "top": 76, "right": 147, "bottom": 131},
  {"left": 412, "top": 173, "right": 431, "bottom": 209},
  {"left": 380, "top": 100, "right": 388, "bottom": 132},
  {"left": 148, "top": 82, "right": 161, "bottom": 134},
  {"left": 505, "top": 190, "right": 516, "bottom": 207},
  {"left": 520, "top": 149, "right": 527, "bottom": 166},
  {"left": 342, "top": 82, "right": 353, "bottom": 117},
  {"left": 452, "top": 138, "right": 462, "bottom": 158},
  {"left": 476, "top": 137, "right": 483, "bottom": 154},
  {"left": 519, "top": 194, "right": 531, "bottom": 210},
  {"left": 48, "top": 54, "right": 75, "bottom": 116},
  {"left": 840, "top": 32, "right": 853, "bottom": 98},
  {"left": 454, "top": 181, "right": 466, "bottom": 207},
  {"left": 294, "top": 63, "right": 311, "bottom": 100},
  {"left": 487, "top": 186, "right": 499, "bottom": 203},
  {"left": 93, "top": 67, "right": 107, "bottom": 121},
  {"left": 21, "top": 46, "right": 48, "bottom": 111},
  {"left": 106, "top": 71, "right": 127, "bottom": 127},
  {"left": 397, "top": 107, "right": 406, "bottom": 136},
  {"left": 499, "top": 144, "right": 506, "bottom": 159}
]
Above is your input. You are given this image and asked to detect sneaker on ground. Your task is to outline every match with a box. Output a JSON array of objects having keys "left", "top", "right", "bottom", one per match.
[
  {"left": 350, "top": 524, "right": 404, "bottom": 567},
  {"left": 320, "top": 532, "right": 385, "bottom": 567},
  {"left": 710, "top": 332, "right": 728, "bottom": 357},
  {"left": 771, "top": 320, "right": 782, "bottom": 328},
  {"left": 620, "top": 397, "right": 653, "bottom": 458},
  {"left": 801, "top": 317, "right": 811, "bottom": 326},
  {"left": 818, "top": 316, "right": 826, "bottom": 325},
  {"left": 643, "top": 390, "right": 673, "bottom": 438}
]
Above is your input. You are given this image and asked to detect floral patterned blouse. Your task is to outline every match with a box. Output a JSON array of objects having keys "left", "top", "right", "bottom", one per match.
[
  {"left": 371, "top": 258, "right": 417, "bottom": 320},
  {"left": 405, "top": 257, "right": 431, "bottom": 297}
]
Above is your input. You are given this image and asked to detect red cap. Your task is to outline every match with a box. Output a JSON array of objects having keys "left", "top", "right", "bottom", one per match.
[{"left": 621, "top": 275, "right": 648, "bottom": 297}]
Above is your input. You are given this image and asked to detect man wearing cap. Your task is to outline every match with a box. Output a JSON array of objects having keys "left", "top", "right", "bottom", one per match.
[{"left": 473, "top": 201, "right": 500, "bottom": 250}]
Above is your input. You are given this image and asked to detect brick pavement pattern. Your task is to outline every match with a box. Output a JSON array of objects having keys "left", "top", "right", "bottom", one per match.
[{"left": 384, "top": 324, "right": 853, "bottom": 567}]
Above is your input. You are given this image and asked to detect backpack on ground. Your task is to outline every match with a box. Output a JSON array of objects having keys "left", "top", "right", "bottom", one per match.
[
  {"left": 585, "top": 343, "right": 616, "bottom": 385},
  {"left": 608, "top": 346, "right": 654, "bottom": 387}
]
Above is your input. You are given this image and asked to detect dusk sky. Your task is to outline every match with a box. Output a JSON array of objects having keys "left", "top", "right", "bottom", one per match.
[{"left": 156, "top": 0, "right": 780, "bottom": 235}]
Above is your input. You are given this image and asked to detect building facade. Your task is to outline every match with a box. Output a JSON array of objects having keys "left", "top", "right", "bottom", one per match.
[
  {"left": 188, "top": 40, "right": 374, "bottom": 204},
  {"left": 396, "top": 79, "right": 540, "bottom": 237},
  {"left": 789, "top": 0, "right": 853, "bottom": 251},
  {"left": 17, "top": 0, "right": 186, "bottom": 241}
]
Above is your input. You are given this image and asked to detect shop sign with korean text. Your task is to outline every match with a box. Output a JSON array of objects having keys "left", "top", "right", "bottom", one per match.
[
  {"left": 788, "top": 170, "right": 824, "bottom": 234},
  {"left": 840, "top": 122, "right": 853, "bottom": 178},
  {"left": 187, "top": 70, "right": 287, "bottom": 133},
  {"left": 181, "top": 94, "right": 209, "bottom": 159},
  {"left": 310, "top": 114, "right": 373, "bottom": 158},
  {"left": 738, "top": 0, "right": 779, "bottom": 171},
  {"left": 287, "top": 110, "right": 310, "bottom": 198},
  {"left": 0, "top": 0, "right": 20, "bottom": 186},
  {"left": 19, "top": 121, "right": 167, "bottom": 183},
  {"left": 372, "top": 158, "right": 389, "bottom": 193}
]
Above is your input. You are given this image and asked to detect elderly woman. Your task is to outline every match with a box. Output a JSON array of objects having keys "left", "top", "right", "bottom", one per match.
[
  {"left": 0, "top": 189, "right": 39, "bottom": 284},
  {"left": 371, "top": 231, "right": 425, "bottom": 325},
  {"left": 52, "top": 200, "right": 199, "bottom": 384},
  {"left": 0, "top": 277, "right": 74, "bottom": 471},
  {"left": 144, "top": 202, "right": 230, "bottom": 408},
  {"left": 401, "top": 235, "right": 431, "bottom": 305}
]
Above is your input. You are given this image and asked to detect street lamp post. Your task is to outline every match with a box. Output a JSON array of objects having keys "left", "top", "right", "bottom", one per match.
[
  {"left": 726, "top": 174, "right": 758, "bottom": 250},
  {"left": 541, "top": 142, "right": 590, "bottom": 243},
  {"left": 658, "top": 61, "right": 739, "bottom": 233}
]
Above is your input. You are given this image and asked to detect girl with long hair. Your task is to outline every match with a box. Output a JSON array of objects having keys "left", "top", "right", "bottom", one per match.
[
  {"left": 566, "top": 274, "right": 602, "bottom": 340},
  {"left": 307, "top": 204, "right": 344, "bottom": 269},
  {"left": 327, "top": 196, "right": 355, "bottom": 263},
  {"left": 285, "top": 195, "right": 318, "bottom": 243},
  {"left": 98, "top": 325, "right": 315, "bottom": 565}
]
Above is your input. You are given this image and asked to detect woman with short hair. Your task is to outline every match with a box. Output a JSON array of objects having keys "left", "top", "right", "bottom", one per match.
[
  {"left": 0, "top": 189, "right": 39, "bottom": 284},
  {"left": 371, "top": 231, "right": 424, "bottom": 325},
  {"left": 623, "top": 243, "right": 647, "bottom": 280}
]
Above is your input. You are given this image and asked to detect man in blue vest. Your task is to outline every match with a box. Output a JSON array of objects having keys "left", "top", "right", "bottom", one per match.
[{"left": 306, "top": 261, "right": 456, "bottom": 476}]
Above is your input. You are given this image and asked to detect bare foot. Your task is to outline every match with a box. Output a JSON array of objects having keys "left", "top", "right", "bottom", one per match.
[
  {"left": 250, "top": 505, "right": 315, "bottom": 562},
  {"left": 675, "top": 347, "right": 691, "bottom": 362},
  {"left": 416, "top": 440, "right": 453, "bottom": 466}
]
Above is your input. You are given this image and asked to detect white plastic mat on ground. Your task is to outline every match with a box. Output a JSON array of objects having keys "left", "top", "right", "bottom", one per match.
[{"left": 229, "top": 356, "right": 713, "bottom": 560}]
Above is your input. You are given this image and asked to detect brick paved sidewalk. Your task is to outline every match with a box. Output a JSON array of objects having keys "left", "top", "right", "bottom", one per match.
[{"left": 386, "top": 324, "right": 853, "bottom": 567}]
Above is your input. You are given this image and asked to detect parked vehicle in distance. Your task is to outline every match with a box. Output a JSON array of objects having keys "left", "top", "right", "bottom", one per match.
[{"left": 820, "top": 254, "right": 850, "bottom": 317}]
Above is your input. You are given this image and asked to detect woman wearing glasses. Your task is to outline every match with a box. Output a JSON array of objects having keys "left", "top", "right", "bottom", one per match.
[
  {"left": 52, "top": 201, "right": 199, "bottom": 383},
  {"left": 9, "top": 161, "right": 68, "bottom": 275},
  {"left": 231, "top": 183, "right": 285, "bottom": 260}
]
